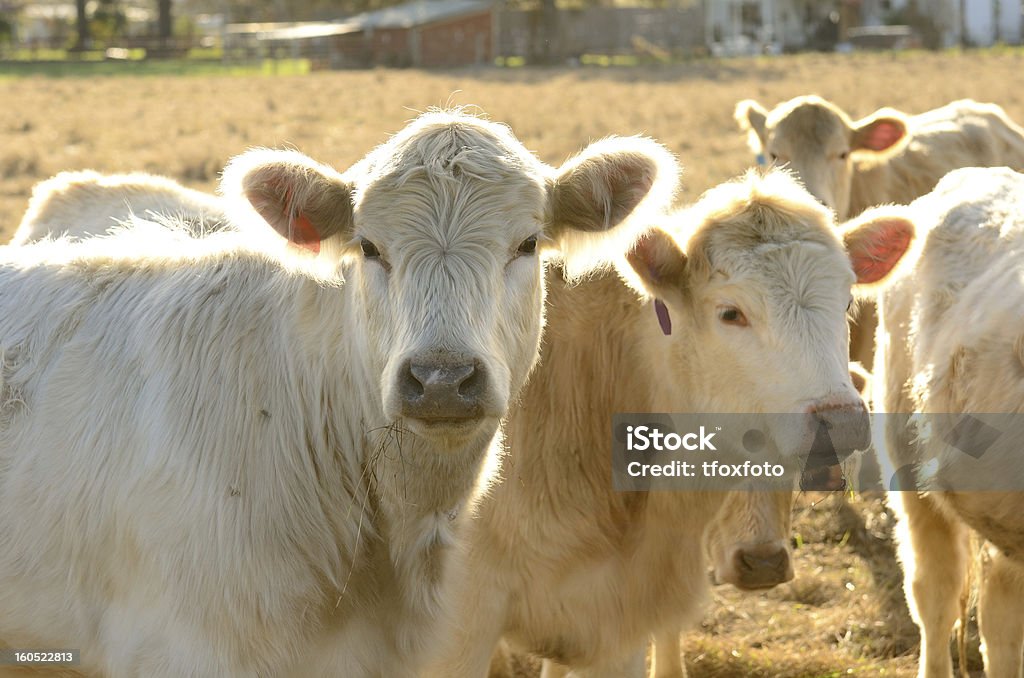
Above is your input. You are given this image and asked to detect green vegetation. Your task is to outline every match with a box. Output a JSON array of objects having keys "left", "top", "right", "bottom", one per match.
[{"left": 0, "top": 57, "right": 312, "bottom": 78}]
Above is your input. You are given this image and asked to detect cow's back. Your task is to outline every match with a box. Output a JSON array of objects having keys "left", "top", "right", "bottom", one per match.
[
  {"left": 851, "top": 102, "right": 1024, "bottom": 217},
  {"left": 901, "top": 169, "right": 1024, "bottom": 555},
  {"left": 12, "top": 171, "right": 231, "bottom": 244}
]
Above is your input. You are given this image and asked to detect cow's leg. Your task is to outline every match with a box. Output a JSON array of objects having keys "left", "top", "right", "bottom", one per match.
[
  {"left": 979, "top": 543, "right": 1024, "bottom": 678},
  {"left": 565, "top": 650, "right": 646, "bottom": 678},
  {"left": 649, "top": 631, "right": 686, "bottom": 678},
  {"left": 540, "top": 660, "right": 570, "bottom": 678},
  {"left": 892, "top": 491, "right": 969, "bottom": 678}
]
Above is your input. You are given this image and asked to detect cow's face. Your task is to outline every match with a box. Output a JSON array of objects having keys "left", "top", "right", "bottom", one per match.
[
  {"left": 224, "top": 113, "right": 677, "bottom": 451},
  {"left": 735, "top": 96, "right": 907, "bottom": 219},
  {"left": 704, "top": 363, "right": 869, "bottom": 589},
  {"left": 627, "top": 171, "right": 915, "bottom": 467},
  {"left": 705, "top": 490, "right": 794, "bottom": 590}
]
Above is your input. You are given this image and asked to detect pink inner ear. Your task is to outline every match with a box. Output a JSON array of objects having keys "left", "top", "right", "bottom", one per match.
[
  {"left": 850, "top": 221, "right": 912, "bottom": 284},
  {"left": 861, "top": 120, "right": 904, "bottom": 152},
  {"left": 290, "top": 213, "right": 321, "bottom": 254}
]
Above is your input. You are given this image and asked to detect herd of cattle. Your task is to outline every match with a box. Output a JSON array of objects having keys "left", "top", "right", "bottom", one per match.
[{"left": 0, "top": 95, "right": 1023, "bottom": 678}]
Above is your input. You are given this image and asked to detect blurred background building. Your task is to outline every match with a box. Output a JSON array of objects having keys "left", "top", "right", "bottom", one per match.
[{"left": 0, "top": 0, "right": 1021, "bottom": 66}]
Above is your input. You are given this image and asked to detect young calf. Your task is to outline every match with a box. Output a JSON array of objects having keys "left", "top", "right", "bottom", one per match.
[
  {"left": 426, "top": 169, "right": 915, "bottom": 678},
  {"left": 0, "top": 110, "right": 676, "bottom": 678},
  {"left": 873, "top": 167, "right": 1024, "bottom": 678}
]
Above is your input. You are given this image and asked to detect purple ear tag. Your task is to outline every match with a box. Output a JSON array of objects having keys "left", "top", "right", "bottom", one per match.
[{"left": 654, "top": 299, "right": 672, "bottom": 336}]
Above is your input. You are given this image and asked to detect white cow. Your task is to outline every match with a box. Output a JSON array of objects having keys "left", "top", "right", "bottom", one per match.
[
  {"left": 735, "top": 96, "right": 1024, "bottom": 221},
  {"left": 735, "top": 97, "right": 1024, "bottom": 370},
  {"left": 873, "top": 167, "right": 1024, "bottom": 678},
  {"left": 11, "top": 170, "right": 231, "bottom": 244},
  {"left": 426, "top": 168, "right": 917, "bottom": 678},
  {"left": 0, "top": 110, "right": 677, "bottom": 678}
]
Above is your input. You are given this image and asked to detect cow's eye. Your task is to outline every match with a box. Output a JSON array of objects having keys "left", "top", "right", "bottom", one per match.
[
  {"left": 718, "top": 306, "right": 749, "bottom": 327},
  {"left": 517, "top": 236, "right": 538, "bottom": 256},
  {"left": 360, "top": 239, "right": 380, "bottom": 259}
]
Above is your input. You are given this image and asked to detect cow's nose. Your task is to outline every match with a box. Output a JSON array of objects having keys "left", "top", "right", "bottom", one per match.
[
  {"left": 399, "top": 353, "right": 487, "bottom": 422},
  {"left": 807, "top": 400, "right": 870, "bottom": 465},
  {"left": 734, "top": 543, "right": 793, "bottom": 590}
]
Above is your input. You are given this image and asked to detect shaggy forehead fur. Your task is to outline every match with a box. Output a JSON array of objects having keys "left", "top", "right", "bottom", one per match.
[
  {"left": 681, "top": 169, "right": 843, "bottom": 278},
  {"left": 352, "top": 110, "right": 548, "bottom": 258},
  {"left": 353, "top": 109, "right": 547, "bottom": 195},
  {"left": 768, "top": 95, "right": 852, "bottom": 145}
]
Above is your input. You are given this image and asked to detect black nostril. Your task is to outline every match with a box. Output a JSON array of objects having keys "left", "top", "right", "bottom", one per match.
[
  {"left": 458, "top": 361, "right": 484, "bottom": 399},
  {"left": 399, "top": 359, "right": 425, "bottom": 400},
  {"left": 739, "top": 549, "right": 787, "bottom": 573}
]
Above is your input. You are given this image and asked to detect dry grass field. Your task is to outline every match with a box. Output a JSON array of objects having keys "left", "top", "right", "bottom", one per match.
[{"left": 2, "top": 49, "right": 1021, "bottom": 676}]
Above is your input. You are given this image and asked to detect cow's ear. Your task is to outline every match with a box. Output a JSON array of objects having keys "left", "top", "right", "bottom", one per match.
[
  {"left": 735, "top": 99, "right": 769, "bottom": 151},
  {"left": 548, "top": 136, "right": 678, "bottom": 237},
  {"left": 624, "top": 227, "right": 688, "bottom": 305},
  {"left": 221, "top": 149, "right": 354, "bottom": 251},
  {"left": 841, "top": 208, "right": 917, "bottom": 289},
  {"left": 545, "top": 137, "right": 679, "bottom": 279},
  {"left": 851, "top": 109, "right": 907, "bottom": 153}
]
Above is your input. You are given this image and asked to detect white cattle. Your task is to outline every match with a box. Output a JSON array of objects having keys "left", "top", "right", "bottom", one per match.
[
  {"left": 736, "top": 97, "right": 1024, "bottom": 370},
  {"left": 11, "top": 170, "right": 231, "bottom": 244},
  {"left": 0, "top": 110, "right": 677, "bottom": 678},
  {"left": 426, "top": 168, "right": 916, "bottom": 678},
  {"left": 873, "top": 167, "right": 1024, "bottom": 678},
  {"left": 735, "top": 96, "right": 1024, "bottom": 221}
]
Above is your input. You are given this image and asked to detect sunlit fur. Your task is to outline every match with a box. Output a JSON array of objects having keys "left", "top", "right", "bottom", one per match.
[
  {"left": 874, "top": 167, "right": 1024, "bottom": 678},
  {"left": 643, "top": 169, "right": 871, "bottom": 458},
  {"left": 736, "top": 95, "right": 1024, "bottom": 220},
  {"left": 425, "top": 169, "right": 905, "bottom": 678},
  {"left": 11, "top": 169, "right": 232, "bottom": 244},
  {"left": 0, "top": 109, "right": 677, "bottom": 677}
]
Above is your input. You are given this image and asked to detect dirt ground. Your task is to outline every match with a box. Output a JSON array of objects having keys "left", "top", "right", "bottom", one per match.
[{"left": 496, "top": 492, "right": 933, "bottom": 677}]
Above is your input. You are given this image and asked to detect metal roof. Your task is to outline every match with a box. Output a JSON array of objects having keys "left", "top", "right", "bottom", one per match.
[
  {"left": 226, "top": 0, "right": 492, "bottom": 41},
  {"left": 346, "top": 0, "right": 492, "bottom": 30},
  {"left": 225, "top": 21, "right": 359, "bottom": 39}
]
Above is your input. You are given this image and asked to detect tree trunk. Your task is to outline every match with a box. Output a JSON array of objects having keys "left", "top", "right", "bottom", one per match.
[
  {"left": 158, "top": 0, "right": 172, "bottom": 41},
  {"left": 75, "top": 0, "right": 89, "bottom": 50},
  {"left": 530, "top": 0, "right": 559, "bottom": 64}
]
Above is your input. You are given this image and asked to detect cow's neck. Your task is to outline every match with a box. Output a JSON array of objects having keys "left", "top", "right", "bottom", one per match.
[
  {"left": 502, "top": 266, "right": 717, "bottom": 515},
  {"left": 302, "top": 271, "right": 496, "bottom": 655},
  {"left": 851, "top": 144, "right": 940, "bottom": 219}
]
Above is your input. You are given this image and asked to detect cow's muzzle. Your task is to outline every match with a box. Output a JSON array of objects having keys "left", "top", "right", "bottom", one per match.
[
  {"left": 720, "top": 542, "right": 794, "bottom": 590},
  {"left": 398, "top": 351, "right": 489, "bottom": 427},
  {"left": 805, "top": 400, "right": 869, "bottom": 467}
]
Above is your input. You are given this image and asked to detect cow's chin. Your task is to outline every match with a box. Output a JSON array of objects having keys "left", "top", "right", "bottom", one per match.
[{"left": 402, "top": 415, "right": 498, "bottom": 450}]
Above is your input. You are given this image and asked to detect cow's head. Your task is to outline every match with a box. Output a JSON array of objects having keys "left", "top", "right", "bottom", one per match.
[
  {"left": 735, "top": 96, "right": 908, "bottom": 219},
  {"left": 222, "top": 110, "right": 677, "bottom": 451},
  {"left": 626, "top": 170, "right": 914, "bottom": 470},
  {"left": 705, "top": 489, "right": 794, "bottom": 590},
  {"left": 704, "top": 362, "right": 872, "bottom": 590}
]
